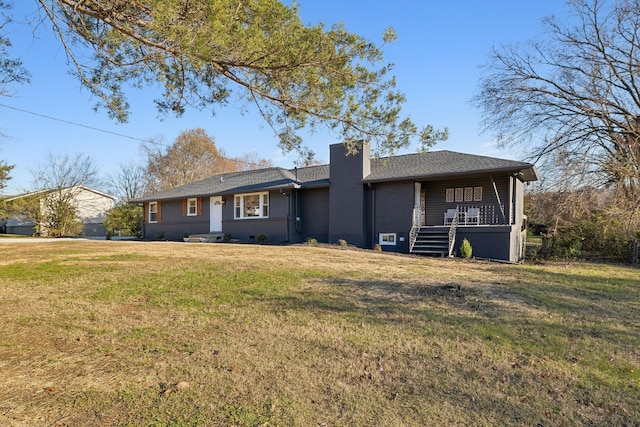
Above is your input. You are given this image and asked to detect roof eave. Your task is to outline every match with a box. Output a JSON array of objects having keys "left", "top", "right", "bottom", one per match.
[
  {"left": 131, "top": 182, "right": 302, "bottom": 203},
  {"left": 363, "top": 165, "right": 539, "bottom": 184}
]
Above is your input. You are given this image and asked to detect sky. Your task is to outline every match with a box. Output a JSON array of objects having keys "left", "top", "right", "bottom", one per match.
[{"left": 0, "top": 0, "right": 569, "bottom": 195}]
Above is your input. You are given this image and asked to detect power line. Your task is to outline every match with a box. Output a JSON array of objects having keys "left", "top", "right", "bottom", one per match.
[
  {"left": 0, "top": 102, "right": 275, "bottom": 169},
  {"left": 0, "top": 102, "right": 158, "bottom": 144}
]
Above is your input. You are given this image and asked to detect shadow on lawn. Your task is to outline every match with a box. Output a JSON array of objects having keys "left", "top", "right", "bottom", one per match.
[{"left": 261, "top": 269, "right": 640, "bottom": 353}]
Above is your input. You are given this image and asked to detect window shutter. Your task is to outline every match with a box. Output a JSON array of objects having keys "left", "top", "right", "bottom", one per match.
[
  {"left": 197, "top": 198, "right": 203, "bottom": 216},
  {"left": 157, "top": 202, "right": 162, "bottom": 223},
  {"left": 144, "top": 203, "right": 149, "bottom": 222},
  {"left": 182, "top": 199, "right": 187, "bottom": 216}
]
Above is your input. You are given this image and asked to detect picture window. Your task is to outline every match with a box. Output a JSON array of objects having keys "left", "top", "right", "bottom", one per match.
[{"left": 234, "top": 192, "right": 269, "bottom": 219}]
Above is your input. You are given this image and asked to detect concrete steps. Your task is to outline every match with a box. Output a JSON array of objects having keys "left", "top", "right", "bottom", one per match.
[{"left": 184, "top": 233, "right": 225, "bottom": 243}]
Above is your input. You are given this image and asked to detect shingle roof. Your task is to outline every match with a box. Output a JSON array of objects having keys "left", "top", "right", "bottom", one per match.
[
  {"left": 133, "top": 150, "right": 537, "bottom": 203},
  {"left": 133, "top": 165, "right": 330, "bottom": 202},
  {"left": 365, "top": 150, "right": 538, "bottom": 183}
]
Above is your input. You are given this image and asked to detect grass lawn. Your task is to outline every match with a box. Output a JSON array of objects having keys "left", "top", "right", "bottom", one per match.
[{"left": 0, "top": 240, "right": 638, "bottom": 426}]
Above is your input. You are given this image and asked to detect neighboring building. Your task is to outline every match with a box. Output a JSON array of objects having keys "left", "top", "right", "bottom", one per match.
[
  {"left": 2, "top": 185, "right": 116, "bottom": 237},
  {"left": 133, "top": 143, "right": 538, "bottom": 262}
]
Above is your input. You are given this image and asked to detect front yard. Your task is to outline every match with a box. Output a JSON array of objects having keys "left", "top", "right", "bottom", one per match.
[{"left": 0, "top": 240, "right": 638, "bottom": 425}]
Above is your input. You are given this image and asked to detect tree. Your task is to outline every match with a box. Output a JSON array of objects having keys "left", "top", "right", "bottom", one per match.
[
  {"left": 1, "top": 1, "right": 29, "bottom": 205},
  {"left": 0, "top": 1, "right": 29, "bottom": 99},
  {"left": 32, "top": 152, "right": 100, "bottom": 191},
  {"left": 293, "top": 147, "right": 323, "bottom": 167},
  {"left": 476, "top": 0, "right": 640, "bottom": 238},
  {"left": 233, "top": 151, "right": 274, "bottom": 171},
  {"left": 103, "top": 202, "right": 142, "bottom": 237},
  {"left": 108, "top": 162, "right": 146, "bottom": 202},
  {"left": 0, "top": 0, "right": 29, "bottom": 152},
  {"left": 104, "top": 162, "right": 145, "bottom": 236},
  {"left": 26, "top": 0, "right": 446, "bottom": 156},
  {"left": 0, "top": 159, "right": 12, "bottom": 192},
  {"left": 143, "top": 128, "right": 237, "bottom": 192},
  {"left": 0, "top": 160, "right": 14, "bottom": 231}
]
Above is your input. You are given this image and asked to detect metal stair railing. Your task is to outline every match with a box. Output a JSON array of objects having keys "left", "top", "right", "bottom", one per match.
[
  {"left": 409, "top": 207, "right": 421, "bottom": 253},
  {"left": 448, "top": 206, "right": 459, "bottom": 257}
]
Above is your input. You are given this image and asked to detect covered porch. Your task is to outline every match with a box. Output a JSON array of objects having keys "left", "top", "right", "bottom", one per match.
[{"left": 409, "top": 176, "right": 527, "bottom": 261}]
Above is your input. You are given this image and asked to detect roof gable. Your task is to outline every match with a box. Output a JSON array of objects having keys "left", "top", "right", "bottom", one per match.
[{"left": 5, "top": 185, "right": 116, "bottom": 202}]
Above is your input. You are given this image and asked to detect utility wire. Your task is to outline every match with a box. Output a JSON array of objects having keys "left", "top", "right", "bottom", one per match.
[
  {"left": 0, "top": 102, "right": 158, "bottom": 144},
  {"left": 0, "top": 102, "right": 274, "bottom": 168}
]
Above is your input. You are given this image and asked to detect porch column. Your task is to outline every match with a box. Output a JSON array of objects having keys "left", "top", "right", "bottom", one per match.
[{"left": 414, "top": 182, "right": 423, "bottom": 226}]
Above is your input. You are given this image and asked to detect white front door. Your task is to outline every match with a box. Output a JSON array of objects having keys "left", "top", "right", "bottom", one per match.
[{"left": 210, "top": 196, "right": 223, "bottom": 232}]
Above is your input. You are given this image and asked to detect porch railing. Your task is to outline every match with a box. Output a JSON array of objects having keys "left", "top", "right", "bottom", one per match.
[
  {"left": 452, "top": 204, "right": 507, "bottom": 225},
  {"left": 409, "top": 207, "right": 421, "bottom": 252},
  {"left": 448, "top": 207, "right": 459, "bottom": 257}
]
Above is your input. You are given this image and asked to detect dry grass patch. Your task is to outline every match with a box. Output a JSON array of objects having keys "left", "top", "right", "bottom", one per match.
[{"left": 0, "top": 241, "right": 638, "bottom": 426}]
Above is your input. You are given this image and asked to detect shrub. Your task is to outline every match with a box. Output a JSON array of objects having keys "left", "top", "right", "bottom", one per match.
[
  {"left": 540, "top": 230, "right": 582, "bottom": 260},
  {"left": 257, "top": 233, "right": 267, "bottom": 243},
  {"left": 103, "top": 203, "right": 143, "bottom": 237},
  {"left": 338, "top": 239, "right": 347, "bottom": 247},
  {"left": 373, "top": 243, "right": 382, "bottom": 252},
  {"left": 460, "top": 238, "right": 472, "bottom": 259},
  {"left": 156, "top": 231, "right": 166, "bottom": 240},
  {"left": 306, "top": 237, "right": 318, "bottom": 245}
]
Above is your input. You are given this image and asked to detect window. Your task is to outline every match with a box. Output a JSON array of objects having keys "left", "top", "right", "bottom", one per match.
[
  {"left": 455, "top": 188, "right": 464, "bottom": 202},
  {"left": 149, "top": 202, "right": 158, "bottom": 223},
  {"left": 234, "top": 192, "right": 269, "bottom": 219},
  {"left": 187, "top": 198, "right": 197, "bottom": 216},
  {"left": 379, "top": 233, "right": 396, "bottom": 246},
  {"left": 474, "top": 186, "right": 483, "bottom": 201},
  {"left": 445, "top": 188, "right": 454, "bottom": 203},
  {"left": 464, "top": 187, "right": 473, "bottom": 202}
]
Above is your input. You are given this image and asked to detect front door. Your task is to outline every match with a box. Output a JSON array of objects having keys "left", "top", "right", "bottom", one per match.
[{"left": 210, "top": 196, "right": 223, "bottom": 232}]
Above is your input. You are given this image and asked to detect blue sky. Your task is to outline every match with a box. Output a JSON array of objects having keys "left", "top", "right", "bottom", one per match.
[{"left": 0, "top": 1, "right": 568, "bottom": 195}]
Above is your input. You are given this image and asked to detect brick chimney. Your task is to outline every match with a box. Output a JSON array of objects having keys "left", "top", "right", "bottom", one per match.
[{"left": 328, "top": 142, "right": 370, "bottom": 247}]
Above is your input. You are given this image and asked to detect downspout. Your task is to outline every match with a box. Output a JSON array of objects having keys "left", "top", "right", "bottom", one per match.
[
  {"left": 286, "top": 189, "right": 291, "bottom": 243},
  {"left": 293, "top": 167, "right": 302, "bottom": 235},
  {"left": 369, "top": 183, "right": 376, "bottom": 247},
  {"left": 294, "top": 188, "right": 302, "bottom": 234}
]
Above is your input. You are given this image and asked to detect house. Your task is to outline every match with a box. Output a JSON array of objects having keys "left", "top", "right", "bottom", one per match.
[
  {"left": 133, "top": 142, "right": 538, "bottom": 262},
  {"left": 2, "top": 185, "right": 116, "bottom": 237}
]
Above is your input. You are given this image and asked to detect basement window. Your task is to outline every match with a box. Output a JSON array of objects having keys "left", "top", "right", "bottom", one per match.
[{"left": 379, "top": 233, "right": 397, "bottom": 246}]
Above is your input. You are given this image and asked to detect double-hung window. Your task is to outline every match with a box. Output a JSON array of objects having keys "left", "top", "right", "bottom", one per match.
[
  {"left": 234, "top": 192, "right": 269, "bottom": 219},
  {"left": 187, "top": 198, "right": 198, "bottom": 216},
  {"left": 149, "top": 202, "right": 158, "bottom": 223}
]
